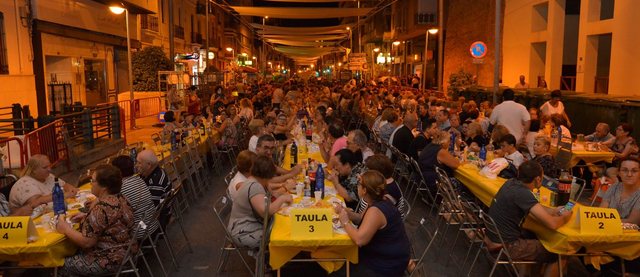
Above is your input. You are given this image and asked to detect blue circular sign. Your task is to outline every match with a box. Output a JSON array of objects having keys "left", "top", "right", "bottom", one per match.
[{"left": 470, "top": 41, "right": 488, "bottom": 59}]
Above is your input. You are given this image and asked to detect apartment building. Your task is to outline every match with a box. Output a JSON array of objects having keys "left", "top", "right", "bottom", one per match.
[{"left": 503, "top": 0, "right": 640, "bottom": 95}]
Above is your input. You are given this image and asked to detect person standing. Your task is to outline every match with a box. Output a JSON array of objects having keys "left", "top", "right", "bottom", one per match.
[
  {"left": 490, "top": 89, "right": 531, "bottom": 143},
  {"left": 514, "top": 75, "right": 529, "bottom": 89},
  {"left": 540, "top": 90, "right": 571, "bottom": 127}
]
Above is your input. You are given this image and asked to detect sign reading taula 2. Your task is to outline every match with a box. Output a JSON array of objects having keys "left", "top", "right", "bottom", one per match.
[
  {"left": 576, "top": 206, "right": 622, "bottom": 235},
  {"left": 0, "top": 216, "right": 39, "bottom": 244},
  {"left": 290, "top": 208, "right": 333, "bottom": 239}
]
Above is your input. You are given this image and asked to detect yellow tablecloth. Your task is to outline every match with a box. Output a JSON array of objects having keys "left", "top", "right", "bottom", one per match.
[
  {"left": 454, "top": 164, "right": 640, "bottom": 263},
  {"left": 0, "top": 184, "right": 91, "bottom": 267},
  {"left": 269, "top": 142, "right": 358, "bottom": 272},
  {"left": 550, "top": 146, "right": 615, "bottom": 168}
]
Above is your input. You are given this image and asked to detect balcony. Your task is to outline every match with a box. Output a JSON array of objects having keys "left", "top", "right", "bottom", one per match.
[
  {"left": 140, "top": 15, "right": 159, "bottom": 32},
  {"left": 174, "top": 25, "right": 185, "bottom": 40},
  {"left": 416, "top": 12, "right": 436, "bottom": 25},
  {"left": 191, "top": 32, "right": 203, "bottom": 45}
]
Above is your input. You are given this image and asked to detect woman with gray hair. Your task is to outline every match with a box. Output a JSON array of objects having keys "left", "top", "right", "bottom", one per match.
[{"left": 346, "top": 129, "right": 374, "bottom": 162}]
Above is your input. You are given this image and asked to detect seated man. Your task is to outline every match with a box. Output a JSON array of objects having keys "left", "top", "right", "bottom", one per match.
[
  {"left": 136, "top": 150, "right": 172, "bottom": 227},
  {"left": 499, "top": 134, "right": 526, "bottom": 167},
  {"left": 254, "top": 134, "right": 301, "bottom": 185},
  {"left": 585, "top": 122, "right": 615, "bottom": 146},
  {"left": 488, "top": 161, "right": 573, "bottom": 277},
  {"left": 10, "top": 154, "right": 77, "bottom": 210},
  {"left": 346, "top": 129, "right": 374, "bottom": 162}
]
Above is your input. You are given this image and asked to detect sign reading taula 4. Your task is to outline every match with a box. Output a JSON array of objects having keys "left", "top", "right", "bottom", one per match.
[
  {"left": 575, "top": 206, "right": 622, "bottom": 235},
  {"left": 0, "top": 216, "right": 39, "bottom": 245},
  {"left": 290, "top": 208, "right": 333, "bottom": 239}
]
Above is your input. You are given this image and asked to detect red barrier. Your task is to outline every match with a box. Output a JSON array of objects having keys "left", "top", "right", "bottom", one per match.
[
  {"left": 97, "top": 96, "right": 165, "bottom": 129},
  {"left": 23, "top": 120, "right": 69, "bottom": 169},
  {"left": 0, "top": 137, "right": 25, "bottom": 171}
]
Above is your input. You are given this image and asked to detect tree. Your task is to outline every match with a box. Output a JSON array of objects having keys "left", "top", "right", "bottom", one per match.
[
  {"left": 447, "top": 69, "right": 476, "bottom": 98},
  {"left": 132, "top": 46, "right": 173, "bottom": 91}
]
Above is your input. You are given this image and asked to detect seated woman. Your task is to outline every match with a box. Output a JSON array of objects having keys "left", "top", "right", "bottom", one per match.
[
  {"left": 214, "top": 106, "right": 238, "bottom": 148},
  {"left": 9, "top": 154, "right": 77, "bottom": 210},
  {"left": 610, "top": 123, "right": 639, "bottom": 165},
  {"left": 549, "top": 113, "right": 572, "bottom": 143},
  {"left": 532, "top": 136, "right": 561, "bottom": 179},
  {"left": 161, "top": 111, "right": 180, "bottom": 143},
  {"left": 273, "top": 113, "right": 295, "bottom": 142},
  {"left": 600, "top": 158, "right": 640, "bottom": 224},
  {"left": 465, "top": 122, "right": 488, "bottom": 153},
  {"left": 228, "top": 150, "right": 257, "bottom": 200},
  {"left": 247, "top": 119, "right": 265, "bottom": 153},
  {"left": 327, "top": 149, "right": 368, "bottom": 210},
  {"left": 418, "top": 131, "right": 461, "bottom": 189},
  {"left": 56, "top": 165, "right": 134, "bottom": 276},
  {"left": 228, "top": 156, "right": 293, "bottom": 249},
  {"left": 320, "top": 119, "right": 348, "bottom": 165},
  {"left": 334, "top": 170, "right": 410, "bottom": 277}
]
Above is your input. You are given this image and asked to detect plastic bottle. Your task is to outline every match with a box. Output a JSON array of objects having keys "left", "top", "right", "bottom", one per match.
[
  {"left": 449, "top": 132, "right": 456, "bottom": 153},
  {"left": 316, "top": 164, "right": 325, "bottom": 199},
  {"left": 290, "top": 141, "right": 298, "bottom": 168},
  {"left": 479, "top": 145, "right": 487, "bottom": 161},
  {"left": 130, "top": 147, "right": 138, "bottom": 164},
  {"left": 305, "top": 120, "right": 313, "bottom": 141},
  {"left": 52, "top": 178, "right": 66, "bottom": 215},
  {"left": 170, "top": 131, "right": 177, "bottom": 151}
]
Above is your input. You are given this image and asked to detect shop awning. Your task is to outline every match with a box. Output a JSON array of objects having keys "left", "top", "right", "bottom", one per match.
[
  {"left": 238, "top": 66, "right": 258, "bottom": 73},
  {"left": 229, "top": 6, "right": 373, "bottom": 19}
]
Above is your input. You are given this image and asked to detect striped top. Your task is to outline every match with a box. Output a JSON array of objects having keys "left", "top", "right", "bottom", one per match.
[
  {"left": 142, "top": 166, "right": 172, "bottom": 207},
  {"left": 120, "top": 175, "right": 160, "bottom": 239}
]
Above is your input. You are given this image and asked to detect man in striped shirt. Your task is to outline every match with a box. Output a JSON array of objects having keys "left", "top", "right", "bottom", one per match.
[{"left": 137, "top": 150, "right": 172, "bottom": 227}]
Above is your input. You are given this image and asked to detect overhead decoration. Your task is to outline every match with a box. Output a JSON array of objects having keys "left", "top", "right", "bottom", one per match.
[
  {"left": 262, "top": 34, "right": 347, "bottom": 41},
  {"left": 229, "top": 7, "right": 373, "bottom": 19},
  {"left": 263, "top": 0, "right": 354, "bottom": 2},
  {"left": 265, "top": 39, "right": 339, "bottom": 47}
]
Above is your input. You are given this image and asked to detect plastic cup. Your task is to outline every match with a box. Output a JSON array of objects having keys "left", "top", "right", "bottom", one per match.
[
  {"left": 296, "top": 184, "right": 304, "bottom": 197},
  {"left": 314, "top": 191, "right": 322, "bottom": 201}
]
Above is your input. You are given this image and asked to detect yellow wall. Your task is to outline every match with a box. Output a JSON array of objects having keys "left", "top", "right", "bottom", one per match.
[{"left": 0, "top": 0, "right": 38, "bottom": 115}]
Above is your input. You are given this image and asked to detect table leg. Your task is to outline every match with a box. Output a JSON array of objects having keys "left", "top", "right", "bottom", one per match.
[
  {"left": 346, "top": 261, "right": 350, "bottom": 277},
  {"left": 558, "top": 255, "right": 563, "bottom": 277},
  {"left": 277, "top": 268, "right": 281, "bottom": 277},
  {"left": 54, "top": 267, "right": 58, "bottom": 277}
]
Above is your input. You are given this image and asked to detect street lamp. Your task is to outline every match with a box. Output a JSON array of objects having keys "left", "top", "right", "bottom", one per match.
[
  {"left": 372, "top": 47, "right": 380, "bottom": 81},
  {"left": 346, "top": 27, "right": 352, "bottom": 54},
  {"left": 262, "top": 16, "right": 268, "bottom": 77},
  {"left": 422, "top": 28, "right": 439, "bottom": 91},
  {"left": 226, "top": 47, "right": 234, "bottom": 83},
  {"left": 109, "top": 4, "right": 136, "bottom": 129}
]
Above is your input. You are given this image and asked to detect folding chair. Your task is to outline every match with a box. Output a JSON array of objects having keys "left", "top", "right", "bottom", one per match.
[
  {"left": 212, "top": 195, "right": 255, "bottom": 275},
  {"left": 95, "top": 221, "right": 150, "bottom": 277},
  {"left": 409, "top": 216, "right": 440, "bottom": 277},
  {"left": 467, "top": 210, "right": 539, "bottom": 277},
  {"left": 163, "top": 157, "right": 190, "bottom": 216}
]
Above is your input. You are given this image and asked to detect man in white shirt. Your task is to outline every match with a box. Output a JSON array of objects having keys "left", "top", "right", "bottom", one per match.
[
  {"left": 540, "top": 90, "right": 571, "bottom": 127},
  {"left": 271, "top": 84, "right": 284, "bottom": 108},
  {"left": 514, "top": 75, "right": 529, "bottom": 89},
  {"left": 490, "top": 89, "right": 531, "bottom": 143}
]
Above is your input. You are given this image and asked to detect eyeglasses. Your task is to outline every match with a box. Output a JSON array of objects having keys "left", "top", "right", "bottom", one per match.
[{"left": 620, "top": 168, "right": 640, "bottom": 175}]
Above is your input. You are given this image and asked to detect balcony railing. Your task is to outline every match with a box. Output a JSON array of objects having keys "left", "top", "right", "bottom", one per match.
[
  {"left": 191, "top": 32, "right": 203, "bottom": 44},
  {"left": 141, "top": 15, "right": 159, "bottom": 32},
  {"left": 416, "top": 12, "right": 436, "bottom": 25},
  {"left": 174, "top": 25, "right": 185, "bottom": 39},
  {"left": 560, "top": 76, "right": 576, "bottom": 91}
]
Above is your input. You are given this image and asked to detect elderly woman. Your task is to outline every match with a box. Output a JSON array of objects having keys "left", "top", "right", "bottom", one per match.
[
  {"left": 549, "top": 113, "right": 572, "bottom": 142},
  {"left": 465, "top": 122, "right": 487, "bottom": 153},
  {"left": 532, "top": 136, "right": 561, "bottom": 178},
  {"left": 214, "top": 106, "right": 238, "bottom": 148},
  {"left": 335, "top": 170, "right": 410, "bottom": 277},
  {"left": 418, "top": 131, "right": 461, "bottom": 188},
  {"left": 228, "top": 150, "right": 257, "bottom": 200},
  {"left": 327, "top": 149, "right": 368, "bottom": 209},
  {"left": 56, "top": 165, "right": 134, "bottom": 276},
  {"left": 228, "top": 156, "right": 293, "bottom": 248},
  {"left": 9, "top": 154, "right": 77, "bottom": 210},
  {"left": 610, "top": 123, "right": 639, "bottom": 164},
  {"left": 347, "top": 129, "right": 374, "bottom": 162}
]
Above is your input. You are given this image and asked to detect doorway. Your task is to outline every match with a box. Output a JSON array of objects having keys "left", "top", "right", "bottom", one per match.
[{"left": 84, "top": 59, "right": 107, "bottom": 106}]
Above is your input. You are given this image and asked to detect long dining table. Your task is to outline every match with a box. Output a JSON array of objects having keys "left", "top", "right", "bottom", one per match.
[
  {"left": 454, "top": 163, "right": 640, "bottom": 265},
  {"left": 269, "top": 141, "right": 358, "bottom": 274}
]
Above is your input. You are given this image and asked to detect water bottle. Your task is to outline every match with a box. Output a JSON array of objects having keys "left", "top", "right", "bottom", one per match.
[
  {"left": 305, "top": 120, "right": 313, "bottom": 141},
  {"left": 52, "top": 178, "right": 66, "bottom": 215},
  {"left": 170, "top": 131, "right": 177, "bottom": 151},
  {"left": 130, "top": 147, "right": 138, "bottom": 164},
  {"left": 316, "top": 164, "right": 325, "bottom": 199},
  {"left": 417, "top": 120, "right": 423, "bottom": 132},
  {"left": 479, "top": 145, "right": 487, "bottom": 161},
  {"left": 290, "top": 141, "right": 298, "bottom": 168},
  {"left": 449, "top": 132, "right": 456, "bottom": 153}
]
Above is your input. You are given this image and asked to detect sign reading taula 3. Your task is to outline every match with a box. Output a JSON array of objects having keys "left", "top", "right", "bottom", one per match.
[{"left": 290, "top": 208, "right": 333, "bottom": 239}]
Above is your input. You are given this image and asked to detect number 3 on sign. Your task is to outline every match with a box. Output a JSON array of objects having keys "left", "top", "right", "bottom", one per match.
[{"left": 308, "top": 225, "right": 314, "bottom": 232}]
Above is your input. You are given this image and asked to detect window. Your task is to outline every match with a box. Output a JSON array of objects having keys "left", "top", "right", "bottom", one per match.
[
  {"left": 600, "top": 0, "right": 614, "bottom": 20},
  {"left": 0, "top": 12, "right": 8, "bottom": 74},
  {"left": 531, "top": 2, "right": 549, "bottom": 32}
]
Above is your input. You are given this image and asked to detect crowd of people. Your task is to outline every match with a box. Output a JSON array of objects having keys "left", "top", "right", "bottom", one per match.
[{"left": 2, "top": 76, "right": 640, "bottom": 276}]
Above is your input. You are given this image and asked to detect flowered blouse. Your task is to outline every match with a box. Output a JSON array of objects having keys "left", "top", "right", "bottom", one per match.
[
  {"left": 80, "top": 194, "right": 135, "bottom": 270},
  {"left": 339, "top": 163, "right": 368, "bottom": 206}
]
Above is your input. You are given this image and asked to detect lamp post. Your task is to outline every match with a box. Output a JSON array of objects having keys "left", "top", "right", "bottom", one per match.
[
  {"left": 392, "top": 41, "right": 400, "bottom": 77},
  {"left": 226, "top": 47, "right": 234, "bottom": 83},
  {"left": 263, "top": 16, "right": 268, "bottom": 78},
  {"left": 422, "top": 28, "right": 438, "bottom": 92},
  {"left": 346, "top": 27, "right": 352, "bottom": 55},
  {"left": 109, "top": 4, "right": 136, "bottom": 129},
  {"left": 372, "top": 47, "right": 379, "bottom": 82}
]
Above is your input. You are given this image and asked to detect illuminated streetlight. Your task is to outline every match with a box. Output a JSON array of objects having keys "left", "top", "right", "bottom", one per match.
[
  {"left": 109, "top": 4, "right": 135, "bottom": 128},
  {"left": 428, "top": 28, "right": 439, "bottom": 35},
  {"left": 393, "top": 41, "right": 401, "bottom": 46},
  {"left": 226, "top": 47, "right": 233, "bottom": 52},
  {"left": 252, "top": 56, "right": 256, "bottom": 60},
  {"left": 241, "top": 52, "right": 248, "bottom": 57}
]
